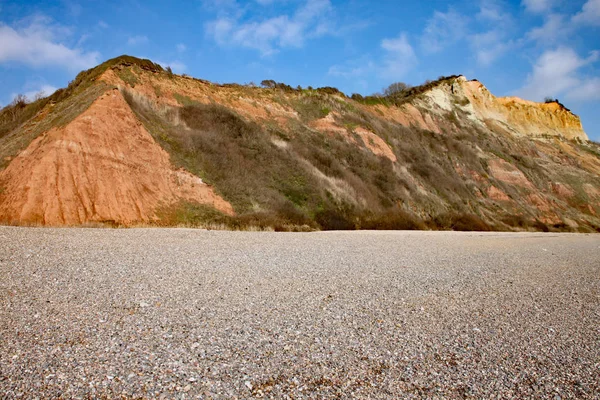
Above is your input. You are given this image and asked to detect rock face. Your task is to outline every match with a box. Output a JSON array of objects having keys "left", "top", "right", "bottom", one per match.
[
  {"left": 0, "top": 56, "right": 598, "bottom": 230},
  {"left": 0, "top": 89, "right": 232, "bottom": 225},
  {"left": 402, "top": 76, "right": 587, "bottom": 140},
  {"left": 459, "top": 77, "right": 587, "bottom": 140},
  {"left": 367, "top": 76, "right": 587, "bottom": 142}
]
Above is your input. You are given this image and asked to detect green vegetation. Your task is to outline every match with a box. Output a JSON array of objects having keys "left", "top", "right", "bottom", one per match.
[
  {"left": 173, "top": 93, "right": 199, "bottom": 106},
  {"left": 117, "top": 68, "right": 139, "bottom": 87}
]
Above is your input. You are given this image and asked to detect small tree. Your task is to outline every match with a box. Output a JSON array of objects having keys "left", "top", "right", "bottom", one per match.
[
  {"left": 7, "top": 94, "right": 28, "bottom": 122},
  {"left": 11, "top": 93, "right": 28, "bottom": 107},
  {"left": 544, "top": 96, "right": 557, "bottom": 103},
  {"left": 166, "top": 66, "right": 173, "bottom": 77},
  {"left": 261, "top": 79, "right": 276, "bottom": 89},
  {"left": 383, "top": 82, "right": 411, "bottom": 97}
]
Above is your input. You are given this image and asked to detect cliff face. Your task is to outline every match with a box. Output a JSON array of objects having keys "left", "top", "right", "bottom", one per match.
[
  {"left": 0, "top": 56, "right": 598, "bottom": 231},
  {"left": 459, "top": 78, "right": 587, "bottom": 140},
  {"left": 0, "top": 88, "right": 232, "bottom": 225},
  {"left": 400, "top": 76, "right": 587, "bottom": 140}
]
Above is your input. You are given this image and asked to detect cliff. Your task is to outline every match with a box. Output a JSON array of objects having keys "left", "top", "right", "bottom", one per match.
[
  {"left": 460, "top": 78, "right": 586, "bottom": 140},
  {"left": 0, "top": 56, "right": 598, "bottom": 231}
]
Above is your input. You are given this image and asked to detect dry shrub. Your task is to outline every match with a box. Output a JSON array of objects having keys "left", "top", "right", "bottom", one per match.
[
  {"left": 432, "top": 212, "right": 494, "bottom": 231},
  {"left": 501, "top": 215, "right": 549, "bottom": 232},
  {"left": 315, "top": 207, "right": 356, "bottom": 231},
  {"left": 359, "top": 210, "right": 426, "bottom": 230},
  {"left": 157, "top": 201, "right": 315, "bottom": 231}
]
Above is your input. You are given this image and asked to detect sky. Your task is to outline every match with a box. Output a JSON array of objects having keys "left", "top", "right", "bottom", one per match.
[{"left": 0, "top": 0, "right": 599, "bottom": 140}]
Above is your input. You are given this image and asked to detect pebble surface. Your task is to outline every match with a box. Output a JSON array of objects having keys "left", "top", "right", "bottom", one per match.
[{"left": 1, "top": 227, "right": 599, "bottom": 398}]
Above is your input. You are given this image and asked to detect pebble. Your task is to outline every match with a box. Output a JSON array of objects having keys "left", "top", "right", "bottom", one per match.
[{"left": 1, "top": 227, "right": 598, "bottom": 398}]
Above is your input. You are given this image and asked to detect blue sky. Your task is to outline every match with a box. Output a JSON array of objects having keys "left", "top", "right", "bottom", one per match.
[{"left": 1, "top": 0, "right": 599, "bottom": 139}]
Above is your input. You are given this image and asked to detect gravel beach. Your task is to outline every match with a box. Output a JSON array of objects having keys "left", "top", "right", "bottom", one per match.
[{"left": 1, "top": 227, "right": 599, "bottom": 398}]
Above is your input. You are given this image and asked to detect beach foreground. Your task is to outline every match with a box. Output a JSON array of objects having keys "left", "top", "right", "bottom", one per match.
[{"left": 1, "top": 227, "right": 598, "bottom": 398}]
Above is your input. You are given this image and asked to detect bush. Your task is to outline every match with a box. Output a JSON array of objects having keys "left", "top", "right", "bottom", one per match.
[
  {"left": 532, "top": 220, "right": 550, "bottom": 232},
  {"left": 315, "top": 208, "right": 356, "bottom": 231},
  {"left": 360, "top": 210, "right": 426, "bottom": 230},
  {"left": 316, "top": 86, "right": 345, "bottom": 96},
  {"left": 260, "top": 80, "right": 296, "bottom": 92},
  {"left": 261, "top": 79, "right": 276, "bottom": 88},
  {"left": 501, "top": 215, "right": 549, "bottom": 232},
  {"left": 383, "top": 82, "right": 411, "bottom": 96},
  {"left": 11, "top": 94, "right": 28, "bottom": 108},
  {"left": 450, "top": 213, "right": 493, "bottom": 231},
  {"left": 432, "top": 212, "right": 493, "bottom": 231}
]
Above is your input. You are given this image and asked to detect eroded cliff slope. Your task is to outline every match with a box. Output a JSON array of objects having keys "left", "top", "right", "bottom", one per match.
[{"left": 0, "top": 56, "right": 598, "bottom": 231}]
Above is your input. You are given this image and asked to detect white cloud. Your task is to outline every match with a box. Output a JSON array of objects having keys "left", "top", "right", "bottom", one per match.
[
  {"left": 572, "top": 0, "right": 600, "bottom": 26},
  {"left": 328, "top": 33, "right": 417, "bottom": 81},
  {"left": 98, "top": 20, "right": 109, "bottom": 29},
  {"left": 567, "top": 77, "right": 600, "bottom": 101},
  {"left": 127, "top": 35, "right": 148, "bottom": 46},
  {"left": 470, "top": 30, "right": 512, "bottom": 66},
  {"left": 0, "top": 16, "right": 100, "bottom": 70},
  {"left": 176, "top": 43, "right": 187, "bottom": 52},
  {"left": 522, "top": 0, "right": 556, "bottom": 14},
  {"left": 380, "top": 33, "right": 418, "bottom": 78},
  {"left": 526, "top": 0, "right": 599, "bottom": 46},
  {"left": 420, "top": 9, "right": 469, "bottom": 53},
  {"left": 526, "top": 14, "right": 572, "bottom": 44},
  {"left": 328, "top": 58, "right": 375, "bottom": 79},
  {"left": 518, "top": 47, "right": 600, "bottom": 102},
  {"left": 205, "top": 0, "right": 333, "bottom": 55},
  {"left": 77, "top": 33, "right": 90, "bottom": 47},
  {"left": 469, "top": 0, "right": 514, "bottom": 66},
  {"left": 479, "top": 0, "right": 514, "bottom": 22}
]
